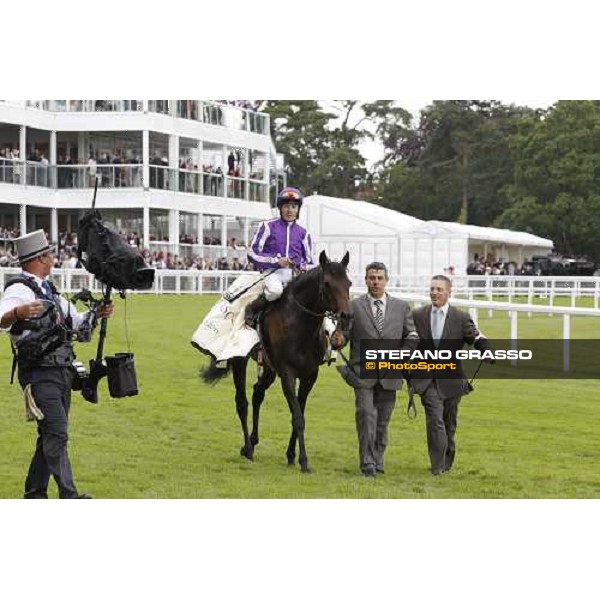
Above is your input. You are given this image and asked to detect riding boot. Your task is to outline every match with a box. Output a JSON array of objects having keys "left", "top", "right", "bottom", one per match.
[{"left": 244, "top": 295, "right": 270, "bottom": 328}]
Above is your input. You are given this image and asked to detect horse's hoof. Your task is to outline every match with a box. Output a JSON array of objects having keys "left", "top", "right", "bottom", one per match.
[
  {"left": 300, "top": 464, "right": 311, "bottom": 474},
  {"left": 240, "top": 446, "right": 254, "bottom": 461},
  {"left": 287, "top": 458, "right": 295, "bottom": 467}
]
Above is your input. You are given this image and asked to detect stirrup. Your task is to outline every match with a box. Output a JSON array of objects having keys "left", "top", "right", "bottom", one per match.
[
  {"left": 244, "top": 306, "right": 257, "bottom": 328},
  {"left": 245, "top": 297, "right": 267, "bottom": 329}
]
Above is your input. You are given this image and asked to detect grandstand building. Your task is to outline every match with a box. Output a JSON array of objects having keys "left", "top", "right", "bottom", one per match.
[{"left": 0, "top": 100, "right": 283, "bottom": 265}]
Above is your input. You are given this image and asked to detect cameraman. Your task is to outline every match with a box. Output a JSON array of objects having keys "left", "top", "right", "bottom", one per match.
[{"left": 0, "top": 230, "right": 114, "bottom": 499}]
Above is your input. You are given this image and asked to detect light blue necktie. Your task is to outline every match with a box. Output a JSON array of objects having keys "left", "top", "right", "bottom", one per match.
[
  {"left": 432, "top": 308, "right": 443, "bottom": 346},
  {"left": 41, "top": 280, "right": 53, "bottom": 298}
]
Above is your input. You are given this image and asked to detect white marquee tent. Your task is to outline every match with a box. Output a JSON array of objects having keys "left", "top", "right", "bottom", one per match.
[{"left": 299, "top": 194, "right": 553, "bottom": 277}]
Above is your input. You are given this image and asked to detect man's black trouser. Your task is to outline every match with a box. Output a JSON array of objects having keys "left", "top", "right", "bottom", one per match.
[
  {"left": 420, "top": 381, "right": 461, "bottom": 474},
  {"left": 18, "top": 366, "right": 79, "bottom": 499}
]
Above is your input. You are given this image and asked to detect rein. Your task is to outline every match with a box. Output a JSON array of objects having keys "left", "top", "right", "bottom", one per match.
[
  {"left": 288, "top": 267, "right": 338, "bottom": 320},
  {"left": 290, "top": 293, "right": 338, "bottom": 319}
]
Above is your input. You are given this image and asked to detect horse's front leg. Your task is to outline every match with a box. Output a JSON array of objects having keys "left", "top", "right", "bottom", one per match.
[
  {"left": 280, "top": 371, "right": 309, "bottom": 472},
  {"left": 286, "top": 369, "right": 318, "bottom": 470},
  {"left": 250, "top": 364, "right": 276, "bottom": 448},
  {"left": 231, "top": 358, "right": 253, "bottom": 461}
]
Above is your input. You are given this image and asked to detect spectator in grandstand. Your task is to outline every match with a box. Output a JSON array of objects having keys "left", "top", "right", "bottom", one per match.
[
  {"left": 217, "top": 257, "right": 230, "bottom": 270},
  {"left": 214, "top": 167, "right": 223, "bottom": 195},
  {"left": 0, "top": 226, "right": 19, "bottom": 240},
  {"left": 64, "top": 154, "right": 76, "bottom": 188},
  {"left": 231, "top": 257, "right": 242, "bottom": 270},
  {"left": 12, "top": 149, "right": 23, "bottom": 184},
  {"left": 88, "top": 155, "right": 97, "bottom": 187},
  {"left": 0, "top": 248, "right": 16, "bottom": 266},
  {"left": 61, "top": 253, "right": 78, "bottom": 269}
]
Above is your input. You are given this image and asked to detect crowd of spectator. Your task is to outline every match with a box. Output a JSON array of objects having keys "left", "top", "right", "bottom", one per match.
[
  {"left": 1, "top": 147, "right": 21, "bottom": 161},
  {"left": 0, "top": 247, "right": 16, "bottom": 266},
  {"left": 141, "top": 249, "right": 252, "bottom": 271},
  {"left": 216, "top": 101, "right": 258, "bottom": 111},
  {"left": 1, "top": 229, "right": 254, "bottom": 272},
  {"left": 149, "top": 154, "right": 236, "bottom": 195},
  {"left": 1, "top": 144, "right": 144, "bottom": 189},
  {"left": 2, "top": 142, "right": 263, "bottom": 195},
  {"left": 1, "top": 148, "right": 24, "bottom": 184},
  {"left": 0, "top": 226, "right": 19, "bottom": 240},
  {"left": 0, "top": 147, "right": 49, "bottom": 164},
  {"left": 466, "top": 254, "right": 520, "bottom": 275}
]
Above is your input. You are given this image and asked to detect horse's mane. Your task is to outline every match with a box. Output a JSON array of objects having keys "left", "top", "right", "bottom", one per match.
[{"left": 283, "top": 261, "right": 348, "bottom": 299}]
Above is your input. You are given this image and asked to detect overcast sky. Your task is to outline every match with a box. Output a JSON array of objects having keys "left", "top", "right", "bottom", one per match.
[{"left": 356, "top": 98, "right": 556, "bottom": 167}]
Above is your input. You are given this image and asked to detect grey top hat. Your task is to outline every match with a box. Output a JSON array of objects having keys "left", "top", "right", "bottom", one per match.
[{"left": 13, "top": 230, "right": 55, "bottom": 264}]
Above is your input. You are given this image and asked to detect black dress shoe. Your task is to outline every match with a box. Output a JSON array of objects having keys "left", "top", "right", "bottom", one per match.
[
  {"left": 376, "top": 467, "right": 385, "bottom": 475},
  {"left": 75, "top": 493, "right": 93, "bottom": 499},
  {"left": 431, "top": 468, "right": 446, "bottom": 476},
  {"left": 361, "top": 465, "right": 377, "bottom": 478}
]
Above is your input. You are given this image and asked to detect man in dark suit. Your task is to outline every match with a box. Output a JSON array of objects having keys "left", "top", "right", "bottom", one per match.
[
  {"left": 410, "top": 274, "right": 492, "bottom": 475},
  {"left": 332, "top": 262, "right": 419, "bottom": 477}
]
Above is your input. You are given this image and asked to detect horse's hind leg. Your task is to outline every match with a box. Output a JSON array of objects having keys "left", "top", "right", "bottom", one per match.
[
  {"left": 286, "top": 370, "right": 318, "bottom": 470},
  {"left": 250, "top": 364, "right": 276, "bottom": 448},
  {"left": 231, "top": 358, "right": 253, "bottom": 461}
]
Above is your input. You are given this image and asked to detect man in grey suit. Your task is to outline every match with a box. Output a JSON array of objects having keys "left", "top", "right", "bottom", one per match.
[
  {"left": 410, "top": 274, "right": 493, "bottom": 475},
  {"left": 332, "top": 262, "right": 419, "bottom": 477}
]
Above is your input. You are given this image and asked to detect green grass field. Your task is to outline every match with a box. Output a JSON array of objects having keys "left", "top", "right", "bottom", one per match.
[{"left": 1, "top": 293, "right": 599, "bottom": 498}]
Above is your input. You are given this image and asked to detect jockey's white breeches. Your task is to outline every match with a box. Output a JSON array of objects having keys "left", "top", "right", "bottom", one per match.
[{"left": 264, "top": 268, "right": 294, "bottom": 301}]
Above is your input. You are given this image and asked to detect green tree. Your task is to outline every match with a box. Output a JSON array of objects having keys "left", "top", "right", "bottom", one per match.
[
  {"left": 261, "top": 100, "right": 333, "bottom": 194},
  {"left": 497, "top": 100, "right": 600, "bottom": 260},
  {"left": 259, "top": 100, "right": 370, "bottom": 198},
  {"left": 362, "top": 100, "right": 417, "bottom": 168},
  {"left": 319, "top": 101, "right": 370, "bottom": 197},
  {"left": 374, "top": 100, "right": 536, "bottom": 226}
]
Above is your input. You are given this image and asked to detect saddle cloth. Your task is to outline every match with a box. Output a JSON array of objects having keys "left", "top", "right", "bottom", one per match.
[{"left": 191, "top": 273, "right": 264, "bottom": 362}]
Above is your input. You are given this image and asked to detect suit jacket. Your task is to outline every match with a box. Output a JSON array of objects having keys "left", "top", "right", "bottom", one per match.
[
  {"left": 410, "top": 304, "right": 488, "bottom": 399},
  {"left": 338, "top": 293, "right": 418, "bottom": 391}
]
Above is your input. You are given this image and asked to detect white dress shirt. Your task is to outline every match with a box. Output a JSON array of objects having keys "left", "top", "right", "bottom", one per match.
[
  {"left": 0, "top": 272, "right": 88, "bottom": 339},
  {"left": 367, "top": 293, "right": 387, "bottom": 319}
]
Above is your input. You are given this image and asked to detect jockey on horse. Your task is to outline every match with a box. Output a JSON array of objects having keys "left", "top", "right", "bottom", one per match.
[{"left": 244, "top": 186, "right": 315, "bottom": 328}]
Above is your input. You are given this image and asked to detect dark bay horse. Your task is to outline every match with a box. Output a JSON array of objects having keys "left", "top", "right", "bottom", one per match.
[{"left": 202, "top": 250, "right": 351, "bottom": 472}]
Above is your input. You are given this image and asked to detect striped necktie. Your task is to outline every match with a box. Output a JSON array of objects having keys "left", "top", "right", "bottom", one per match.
[{"left": 374, "top": 299, "right": 384, "bottom": 334}]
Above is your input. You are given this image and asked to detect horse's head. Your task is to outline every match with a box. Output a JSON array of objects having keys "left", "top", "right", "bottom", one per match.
[{"left": 318, "top": 250, "right": 352, "bottom": 323}]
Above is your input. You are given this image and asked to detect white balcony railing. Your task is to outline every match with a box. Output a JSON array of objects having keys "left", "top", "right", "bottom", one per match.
[
  {"left": 1, "top": 159, "right": 268, "bottom": 200},
  {"left": 17, "top": 99, "right": 270, "bottom": 135},
  {"left": 147, "top": 165, "right": 267, "bottom": 201}
]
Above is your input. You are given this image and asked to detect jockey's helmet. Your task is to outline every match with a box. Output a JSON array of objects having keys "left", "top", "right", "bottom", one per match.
[{"left": 276, "top": 186, "right": 304, "bottom": 209}]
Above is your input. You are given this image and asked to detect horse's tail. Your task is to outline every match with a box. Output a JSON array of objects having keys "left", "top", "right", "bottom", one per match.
[{"left": 200, "top": 358, "right": 231, "bottom": 385}]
